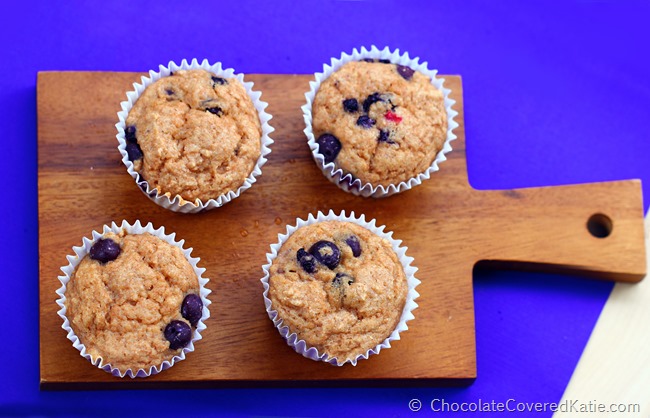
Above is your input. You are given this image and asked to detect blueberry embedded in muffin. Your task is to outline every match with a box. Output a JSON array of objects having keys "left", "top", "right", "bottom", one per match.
[
  {"left": 164, "top": 320, "right": 192, "bottom": 350},
  {"left": 316, "top": 133, "right": 341, "bottom": 164},
  {"left": 308, "top": 240, "right": 341, "bottom": 270},
  {"left": 396, "top": 65, "right": 415, "bottom": 80},
  {"left": 362, "top": 92, "right": 385, "bottom": 113},
  {"left": 124, "top": 125, "right": 144, "bottom": 170},
  {"left": 342, "top": 98, "right": 359, "bottom": 113},
  {"left": 181, "top": 293, "right": 203, "bottom": 327},
  {"left": 297, "top": 248, "right": 318, "bottom": 273},
  {"left": 344, "top": 234, "right": 362, "bottom": 257},
  {"left": 356, "top": 115, "right": 376, "bottom": 129},
  {"left": 89, "top": 238, "right": 121, "bottom": 264}
]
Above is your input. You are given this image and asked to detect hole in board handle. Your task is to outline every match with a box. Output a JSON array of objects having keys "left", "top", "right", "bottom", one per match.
[{"left": 587, "top": 213, "right": 613, "bottom": 238}]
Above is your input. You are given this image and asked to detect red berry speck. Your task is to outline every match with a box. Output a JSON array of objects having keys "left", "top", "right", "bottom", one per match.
[{"left": 385, "top": 111, "right": 402, "bottom": 124}]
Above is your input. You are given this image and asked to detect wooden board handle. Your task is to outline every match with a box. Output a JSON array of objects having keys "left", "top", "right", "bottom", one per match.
[{"left": 473, "top": 180, "right": 646, "bottom": 282}]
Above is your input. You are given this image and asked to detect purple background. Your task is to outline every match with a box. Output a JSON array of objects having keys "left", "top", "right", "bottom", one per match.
[{"left": 2, "top": 1, "right": 649, "bottom": 416}]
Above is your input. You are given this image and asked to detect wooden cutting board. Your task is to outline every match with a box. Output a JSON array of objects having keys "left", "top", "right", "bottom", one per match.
[{"left": 37, "top": 72, "right": 646, "bottom": 389}]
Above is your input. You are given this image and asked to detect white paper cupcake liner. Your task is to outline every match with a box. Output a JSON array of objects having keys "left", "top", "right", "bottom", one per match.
[
  {"left": 303, "top": 45, "right": 459, "bottom": 198},
  {"left": 261, "top": 210, "right": 420, "bottom": 366},
  {"left": 55, "top": 220, "right": 212, "bottom": 378},
  {"left": 116, "top": 58, "right": 275, "bottom": 213}
]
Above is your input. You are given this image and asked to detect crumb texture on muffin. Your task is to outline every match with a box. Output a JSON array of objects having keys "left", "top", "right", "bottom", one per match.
[
  {"left": 312, "top": 60, "right": 447, "bottom": 186},
  {"left": 126, "top": 69, "right": 262, "bottom": 203},
  {"left": 65, "top": 232, "right": 199, "bottom": 372},
  {"left": 268, "top": 221, "right": 408, "bottom": 362}
]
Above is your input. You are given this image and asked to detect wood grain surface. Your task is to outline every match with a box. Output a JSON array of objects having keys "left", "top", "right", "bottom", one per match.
[{"left": 37, "top": 72, "right": 646, "bottom": 389}]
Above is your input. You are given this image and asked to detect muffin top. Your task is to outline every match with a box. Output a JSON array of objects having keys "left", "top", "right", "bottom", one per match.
[
  {"left": 312, "top": 60, "right": 448, "bottom": 186},
  {"left": 125, "top": 69, "right": 262, "bottom": 204},
  {"left": 65, "top": 231, "right": 202, "bottom": 372},
  {"left": 267, "top": 220, "right": 408, "bottom": 362}
]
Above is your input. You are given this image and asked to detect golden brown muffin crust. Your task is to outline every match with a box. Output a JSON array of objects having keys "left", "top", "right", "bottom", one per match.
[
  {"left": 312, "top": 61, "right": 447, "bottom": 186},
  {"left": 126, "top": 69, "right": 262, "bottom": 203},
  {"left": 268, "top": 221, "right": 408, "bottom": 362},
  {"left": 65, "top": 232, "right": 199, "bottom": 372}
]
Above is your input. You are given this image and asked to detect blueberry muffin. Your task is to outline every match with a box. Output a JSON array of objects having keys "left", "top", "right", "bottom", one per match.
[
  {"left": 267, "top": 220, "right": 408, "bottom": 362},
  {"left": 124, "top": 69, "right": 262, "bottom": 204},
  {"left": 64, "top": 231, "right": 204, "bottom": 373},
  {"left": 312, "top": 59, "right": 448, "bottom": 186}
]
